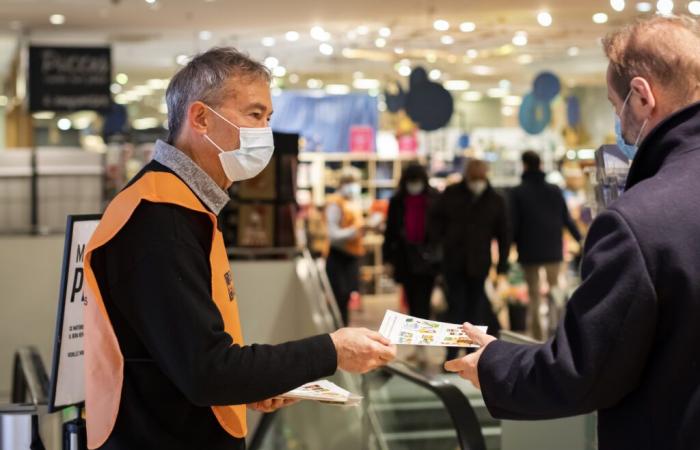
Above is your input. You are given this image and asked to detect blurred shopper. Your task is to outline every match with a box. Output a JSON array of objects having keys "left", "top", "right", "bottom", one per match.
[
  {"left": 326, "top": 167, "right": 365, "bottom": 325},
  {"left": 446, "top": 17, "right": 700, "bottom": 450},
  {"left": 510, "top": 150, "right": 582, "bottom": 340},
  {"left": 83, "top": 48, "right": 395, "bottom": 450},
  {"left": 431, "top": 159, "right": 510, "bottom": 362},
  {"left": 383, "top": 164, "right": 439, "bottom": 321}
]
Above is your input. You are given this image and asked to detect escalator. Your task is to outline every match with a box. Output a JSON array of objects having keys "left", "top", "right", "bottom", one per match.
[{"left": 248, "top": 251, "right": 491, "bottom": 450}]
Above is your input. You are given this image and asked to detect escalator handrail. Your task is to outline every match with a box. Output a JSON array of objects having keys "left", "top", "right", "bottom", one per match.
[
  {"left": 11, "top": 346, "right": 49, "bottom": 406},
  {"left": 379, "top": 361, "right": 487, "bottom": 450}
]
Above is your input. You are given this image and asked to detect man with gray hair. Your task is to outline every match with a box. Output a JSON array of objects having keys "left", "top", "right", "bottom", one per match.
[
  {"left": 84, "top": 47, "right": 396, "bottom": 450},
  {"left": 446, "top": 16, "right": 700, "bottom": 449}
]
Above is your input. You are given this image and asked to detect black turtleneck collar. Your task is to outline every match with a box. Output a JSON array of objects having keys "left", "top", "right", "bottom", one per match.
[
  {"left": 626, "top": 101, "right": 700, "bottom": 190},
  {"left": 522, "top": 170, "right": 546, "bottom": 183}
]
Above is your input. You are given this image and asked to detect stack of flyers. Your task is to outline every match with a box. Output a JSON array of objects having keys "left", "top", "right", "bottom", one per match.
[
  {"left": 378, "top": 310, "right": 488, "bottom": 348},
  {"left": 277, "top": 380, "right": 362, "bottom": 406}
]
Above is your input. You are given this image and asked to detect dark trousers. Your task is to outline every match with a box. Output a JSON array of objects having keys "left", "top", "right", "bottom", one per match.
[
  {"left": 444, "top": 272, "right": 501, "bottom": 361},
  {"left": 326, "top": 247, "right": 359, "bottom": 326},
  {"left": 402, "top": 274, "right": 435, "bottom": 320}
]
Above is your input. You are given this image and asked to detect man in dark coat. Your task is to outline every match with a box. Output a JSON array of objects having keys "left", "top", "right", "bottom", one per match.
[
  {"left": 510, "top": 150, "right": 582, "bottom": 339},
  {"left": 431, "top": 159, "right": 510, "bottom": 361},
  {"left": 445, "top": 16, "right": 700, "bottom": 450}
]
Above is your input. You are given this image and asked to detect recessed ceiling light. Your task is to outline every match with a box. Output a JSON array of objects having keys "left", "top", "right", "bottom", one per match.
[
  {"left": 306, "top": 78, "right": 323, "bottom": 89},
  {"left": 441, "top": 35, "right": 455, "bottom": 45},
  {"left": 611, "top": 0, "right": 626, "bottom": 11},
  {"left": 472, "top": 65, "right": 495, "bottom": 76},
  {"left": 379, "top": 27, "right": 391, "bottom": 37},
  {"left": 199, "top": 30, "right": 212, "bottom": 41},
  {"left": 394, "top": 47, "right": 405, "bottom": 54},
  {"left": 426, "top": 52, "right": 437, "bottom": 63},
  {"left": 512, "top": 31, "right": 528, "bottom": 46},
  {"left": 592, "top": 12, "right": 609, "bottom": 24},
  {"left": 488, "top": 88, "right": 507, "bottom": 98},
  {"left": 145, "top": 0, "right": 156, "bottom": 4},
  {"left": 517, "top": 54, "right": 533, "bottom": 64},
  {"left": 501, "top": 106, "right": 515, "bottom": 117},
  {"left": 537, "top": 11, "right": 553, "bottom": 27},
  {"left": 444, "top": 80, "right": 471, "bottom": 91},
  {"left": 264, "top": 56, "right": 279, "bottom": 69},
  {"left": 176, "top": 54, "right": 190, "bottom": 66},
  {"left": 57, "top": 118, "right": 72, "bottom": 130},
  {"left": 310, "top": 26, "right": 330, "bottom": 41},
  {"left": 115, "top": 73, "right": 129, "bottom": 85},
  {"left": 460, "top": 22, "right": 476, "bottom": 32},
  {"left": 356, "top": 25, "right": 369, "bottom": 35},
  {"left": 319, "top": 43, "right": 334, "bottom": 55},
  {"left": 110, "top": 83, "right": 122, "bottom": 94},
  {"left": 326, "top": 84, "right": 350, "bottom": 95},
  {"left": 285, "top": 31, "right": 300, "bottom": 41},
  {"left": 466, "top": 49, "right": 479, "bottom": 59},
  {"left": 689, "top": 0, "right": 700, "bottom": 14},
  {"left": 261, "top": 37, "right": 275, "bottom": 47},
  {"left": 433, "top": 19, "right": 449, "bottom": 31},
  {"left": 398, "top": 65, "right": 411, "bottom": 77},
  {"left": 462, "top": 91, "right": 483, "bottom": 102},
  {"left": 272, "top": 66, "right": 287, "bottom": 77},
  {"left": 657, "top": 0, "right": 674, "bottom": 15},
  {"left": 503, "top": 95, "right": 523, "bottom": 106},
  {"left": 353, "top": 78, "right": 380, "bottom": 89},
  {"left": 429, "top": 69, "right": 442, "bottom": 81},
  {"left": 568, "top": 46, "right": 580, "bottom": 56},
  {"left": 288, "top": 73, "right": 299, "bottom": 84},
  {"left": 49, "top": 14, "right": 65, "bottom": 25},
  {"left": 375, "top": 38, "right": 386, "bottom": 48},
  {"left": 636, "top": 2, "right": 653, "bottom": 12}
]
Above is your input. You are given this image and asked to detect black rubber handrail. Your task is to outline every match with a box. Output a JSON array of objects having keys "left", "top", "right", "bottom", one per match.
[{"left": 11, "top": 346, "right": 49, "bottom": 406}]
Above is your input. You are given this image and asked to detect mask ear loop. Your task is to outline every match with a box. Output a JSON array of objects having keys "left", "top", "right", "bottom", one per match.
[
  {"left": 203, "top": 134, "right": 225, "bottom": 153},
  {"left": 202, "top": 103, "right": 241, "bottom": 130}
]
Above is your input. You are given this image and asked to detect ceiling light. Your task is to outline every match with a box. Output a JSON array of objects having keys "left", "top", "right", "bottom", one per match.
[
  {"left": 441, "top": 35, "right": 455, "bottom": 45},
  {"left": 72, "top": 116, "right": 92, "bottom": 130},
  {"left": 310, "top": 26, "right": 330, "bottom": 41},
  {"left": 472, "top": 65, "right": 495, "bottom": 76},
  {"left": 429, "top": 69, "right": 442, "bottom": 81},
  {"left": 462, "top": 91, "right": 483, "bottom": 101},
  {"left": 114, "top": 94, "right": 128, "bottom": 105},
  {"left": 356, "top": 25, "right": 369, "bottom": 35},
  {"left": 499, "top": 79, "right": 511, "bottom": 90},
  {"left": 375, "top": 38, "right": 386, "bottom": 48},
  {"left": 264, "top": 56, "right": 279, "bottom": 69},
  {"left": 460, "top": 22, "right": 476, "bottom": 32},
  {"left": 537, "top": 11, "right": 553, "bottom": 27},
  {"left": 145, "top": 0, "right": 157, "bottom": 3},
  {"left": 133, "top": 117, "right": 160, "bottom": 130},
  {"left": 433, "top": 19, "right": 450, "bottom": 31},
  {"left": 346, "top": 30, "right": 357, "bottom": 40},
  {"left": 32, "top": 111, "right": 55, "bottom": 120},
  {"left": 503, "top": 95, "right": 523, "bottom": 106},
  {"left": 394, "top": 47, "right": 405, "bottom": 54},
  {"left": 110, "top": 83, "right": 122, "bottom": 94},
  {"left": 426, "top": 52, "right": 437, "bottom": 63},
  {"left": 319, "top": 43, "right": 334, "bottom": 55},
  {"left": 285, "top": 31, "right": 300, "bottom": 41},
  {"left": 501, "top": 106, "right": 515, "bottom": 117},
  {"left": 147, "top": 78, "right": 168, "bottom": 89},
  {"left": 488, "top": 88, "right": 507, "bottom": 98},
  {"left": 262, "top": 37, "right": 275, "bottom": 47},
  {"left": 517, "top": 54, "right": 533, "bottom": 64},
  {"left": 466, "top": 49, "right": 479, "bottom": 59},
  {"left": 636, "top": 2, "right": 653, "bottom": 12},
  {"left": 326, "top": 84, "right": 350, "bottom": 95},
  {"left": 593, "top": 12, "right": 609, "bottom": 24},
  {"left": 398, "top": 65, "right": 411, "bottom": 77},
  {"left": 444, "top": 80, "right": 471, "bottom": 90},
  {"left": 57, "top": 118, "right": 72, "bottom": 130},
  {"left": 289, "top": 74, "right": 299, "bottom": 84},
  {"left": 49, "top": 14, "right": 65, "bottom": 25},
  {"left": 689, "top": 0, "right": 700, "bottom": 14},
  {"left": 611, "top": 0, "right": 626, "bottom": 11},
  {"left": 199, "top": 30, "right": 212, "bottom": 41},
  {"left": 512, "top": 31, "right": 528, "bottom": 46},
  {"left": 568, "top": 46, "right": 580, "bottom": 56},
  {"left": 176, "top": 54, "right": 190, "bottom": 66},
  {"left": 657, "top": 0, "right": 673, "bottom": 15},
  {"left": 115, "top": 73, "right": 128, "bottom": 85},
  {"left": 379, "top": 27, "right": 391, "bottom": 37},
  {"left": 352, "top": 78, "right": 380, "bottom": 89},
  {"left": 273, "top": 66, "right": 287, "bottom": 77},
  {"left": 306, "top": 78, "right": 323, "bottom": 89}
]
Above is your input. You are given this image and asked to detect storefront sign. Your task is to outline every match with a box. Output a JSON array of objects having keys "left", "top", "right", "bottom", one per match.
[
  {"left": 29, "top": 46, "right": 111, "bottom": 112},
  {"left": 48, "top": 215, "right": 101, "bottom": 412}
]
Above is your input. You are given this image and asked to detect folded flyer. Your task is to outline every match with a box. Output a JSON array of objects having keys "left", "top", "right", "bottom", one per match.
[
  {"left": 378, "top": 310, "right": 488, "bottom": 348},
  {"left": 278, "top": 380, "right": 362, "bottom": 406}
]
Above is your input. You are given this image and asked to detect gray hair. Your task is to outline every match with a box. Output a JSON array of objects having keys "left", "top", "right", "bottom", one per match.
[{"left": 165, "top": 47, "right": 271, "bottom": 143}]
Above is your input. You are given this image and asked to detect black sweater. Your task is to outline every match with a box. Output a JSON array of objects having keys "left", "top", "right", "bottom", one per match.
[
  {"left": 478, "top": 102, "right": 700, "bottom": 449},
  {"left": 91, "top": 163, "right": 337, "bottom": 450}
]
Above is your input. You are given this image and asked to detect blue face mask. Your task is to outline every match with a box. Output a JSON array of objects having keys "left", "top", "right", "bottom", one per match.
[{"left": 614, "top": 89, "right": 649, "bottom": 162}]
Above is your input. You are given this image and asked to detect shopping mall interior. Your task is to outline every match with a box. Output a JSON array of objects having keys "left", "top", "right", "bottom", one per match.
[{"left": 0, "top": 0, "right": 687, "bottom": 449}]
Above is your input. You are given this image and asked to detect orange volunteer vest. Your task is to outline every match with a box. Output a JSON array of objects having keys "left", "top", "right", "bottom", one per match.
[
  {"left": 326, "top": 194, "right": 366, "bottom": 257},
  {"left": 83, "top": 171, "right": 246, "bottom": 449}
]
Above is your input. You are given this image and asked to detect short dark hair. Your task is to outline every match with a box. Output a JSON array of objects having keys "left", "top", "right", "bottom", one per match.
[
  {"left": 165, "top": 47, "right": 271, "bottom": 143},
  {"left": 522, "top": 150, "right": 541, "bottom": 171},
  {"left": 398, "top": 164, "right": 429, "bottom": 195}
]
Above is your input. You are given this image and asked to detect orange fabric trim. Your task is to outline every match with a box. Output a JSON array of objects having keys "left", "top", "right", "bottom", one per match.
[
  {"left": 327, "top": 194, "right": 366, "bottom": 257},
  {"left": 84, "top": 171, "right": 246, "bottom": 449}
]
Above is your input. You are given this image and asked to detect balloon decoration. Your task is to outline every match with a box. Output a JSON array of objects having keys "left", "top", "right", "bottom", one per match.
[
  {"left": 519, "top": 93, "right": 552, "bottom": 135},
  {"left": 404, "top": 66, "right": 454, "bottom": 131},
  {"left": 519, "top": 71, "right": 561, "bottom": 135},
  {"left": 566, "top": 95, "right": 581, "bottom": 127},
  {"left": 385, "top": 81, "right": 407, "bottom": 113}
]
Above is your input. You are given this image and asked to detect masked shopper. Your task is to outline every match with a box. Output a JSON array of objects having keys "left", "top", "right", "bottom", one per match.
[
  {"left": 325, "top": 167, "right": 365, "bottom": 325},
  {"left": 83, "top": 48, "right": 396, "bottom": 450},
  {"left": 446, "top": 17, "right": 700, "bottom": 450},
  {"left": 430, "top": 159, "right": 510, "bottom": 363}
]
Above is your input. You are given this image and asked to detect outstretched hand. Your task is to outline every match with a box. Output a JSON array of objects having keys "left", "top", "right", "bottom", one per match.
[{"left": 443, "top": 323, "right": 497, "bottom": 389}]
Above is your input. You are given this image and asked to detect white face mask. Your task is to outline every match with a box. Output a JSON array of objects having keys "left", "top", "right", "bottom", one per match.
[
  {"left": 340, "top": 182, "right": 361, "bottom": 199},
  {"left": 406, "top": 181, "right": 424, "bottom": 195},
  {"left": 202, "top": 104, "right": 274, "bottom": 182},
  {"left": 468, "top": 180, "right": 487, "bottom": 197}
]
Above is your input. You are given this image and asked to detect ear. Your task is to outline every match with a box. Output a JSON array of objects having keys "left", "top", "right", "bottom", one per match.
[
  {"left": 187, "top": 101, "right": 209, "bottom": 135},
  {"left": 630, "top": 76, "right": 656, "bottom": 114}
]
